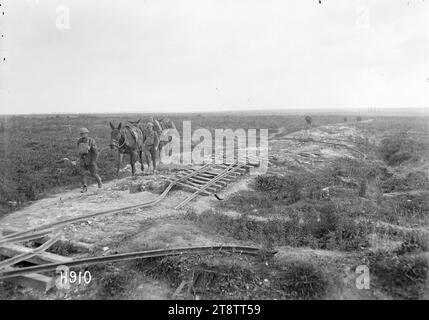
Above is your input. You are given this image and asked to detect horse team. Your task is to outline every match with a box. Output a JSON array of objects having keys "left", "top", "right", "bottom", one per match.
[{"left": 109, "top": 118, "right": 173, "bottom": 176}]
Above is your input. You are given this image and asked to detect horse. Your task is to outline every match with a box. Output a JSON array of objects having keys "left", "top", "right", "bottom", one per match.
[
  {"left": 127, "top": 119, "right": 167, "bottom": 173},
  {"left": 109, "top": 122, "right": 146, "bottom": 176},
  {"left": 128, "top": 118, "right": 173, "bottom": 159}
]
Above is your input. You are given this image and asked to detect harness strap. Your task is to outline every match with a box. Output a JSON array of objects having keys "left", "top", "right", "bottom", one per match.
[{"left": 118, "top": 135, "right": 126, "bottom": 149}]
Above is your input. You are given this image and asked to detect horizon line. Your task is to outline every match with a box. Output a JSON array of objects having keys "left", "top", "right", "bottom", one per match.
[{"left": 0, "top": 107, "right": 427, "bottom": 117}]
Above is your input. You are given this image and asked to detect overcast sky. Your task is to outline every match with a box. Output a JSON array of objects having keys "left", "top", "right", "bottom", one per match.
[{"left": 0, "top": 0, "right": 427, "bottom": 114}]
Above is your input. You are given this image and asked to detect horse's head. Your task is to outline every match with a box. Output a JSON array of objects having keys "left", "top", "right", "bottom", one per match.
[{"left": 109, "top": 122, "right": 122, "bottom": 149}]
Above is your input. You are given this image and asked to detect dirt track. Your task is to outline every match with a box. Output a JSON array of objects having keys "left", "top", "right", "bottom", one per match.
[
  {"left": 0, "top": 120, "right": 372, "bottom": 246},
  {"left": 2, "top": 119, "right": 427, "bottom": 300}
]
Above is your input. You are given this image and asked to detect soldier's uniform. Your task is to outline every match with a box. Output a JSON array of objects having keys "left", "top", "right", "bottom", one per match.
[
  {"left": 142, "top": 122, "right": 159, "bottom": 171},
  {"left": 77, "top": 128, "right": 102, "bottom": 192}
]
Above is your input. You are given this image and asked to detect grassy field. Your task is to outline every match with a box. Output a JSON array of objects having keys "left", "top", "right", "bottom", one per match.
[
  {"left": 0, "top": 113, "right": 428, "bottom": 300},
  {"left": 0, "top": 113, "right": 347, "bottom": 213},
  {"left": 178, "top": 115, "right": 429, "bottom": 299}
]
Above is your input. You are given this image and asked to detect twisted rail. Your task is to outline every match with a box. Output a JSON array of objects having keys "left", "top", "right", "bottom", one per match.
[
  {"left": 0, "top": 245, "right": 276, "bottom": 279},
  {"left": 0, "top": 164, "right": 213, "bottom": 246}
]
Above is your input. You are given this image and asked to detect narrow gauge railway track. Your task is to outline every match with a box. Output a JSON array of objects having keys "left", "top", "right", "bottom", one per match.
[
  {"left": 0, "top": 245, "right": 275, "bottom": 279},
  {"left": 0, "top": 234, "right": 60, "bottom": 270},
  {"left": 0, "top": 160, "right": 259, "bottom": 246}
]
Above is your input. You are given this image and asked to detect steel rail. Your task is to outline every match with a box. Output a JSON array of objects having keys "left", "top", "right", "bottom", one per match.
[
  {"left": 175, "top": 172, "right": 230, "bottom": 185},
  {"left": 0, "top": 234, "right": 60, "bottom": 270},
  {"left": 168, "top": 181, "right": 213, "bottom": 196},
  {"left": 0, "top": 164, "right": 214, "bottom": 245},
  {"left": 185, "top": 176, "right": 226, "bottom": 188},
  {"left": 0, "top": 245, "right": 273, "bottom": 280},
  {"left": 0, "top": 229, "right": 57, "bottom": 247},
  {"left": 170, "top": 160, "right": 250, "bottom": 199},
  {"left": 178, "top": 180, "right": 219, "bottom": 193},
  {"left": 175, "top": 161, "right": 240, "bottom": 209}
]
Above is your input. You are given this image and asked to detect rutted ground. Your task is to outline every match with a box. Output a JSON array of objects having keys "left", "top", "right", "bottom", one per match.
[{"left": 1, "top": 119, "right": 428, "bottom": 300}]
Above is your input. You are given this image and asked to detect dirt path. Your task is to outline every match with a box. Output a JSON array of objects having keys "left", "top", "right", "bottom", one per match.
[
  {"left": 1, "top": 120, "right": 371, "bottom": 237},
  {"left": 0, "top": 120, "right": 376, "bottom": 249},
  {"left": 1, "top": 120, "right": 385, "bottom": 299}
]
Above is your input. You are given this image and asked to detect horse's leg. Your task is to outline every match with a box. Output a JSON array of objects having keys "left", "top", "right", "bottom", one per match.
[
  {"left": 117, "top": 152, "right": 123, "bottom": 176},
  {"left": 139, "top": 150, "right": 145, "bottom": 173},
  {"left": 151, "top": 146, "right": 157, "bottom": 173},
  {"left": 130, "top": 151, "right": 136, "bottom": 176},
  {"left": 156, "top": 142, "right": 162, "bottom": 166},
  {"left": 158, "top": 141, "right": 166, "bottom": 163},
  {"left": 142, "top": 147, "right": 151, "bottom": 174}
]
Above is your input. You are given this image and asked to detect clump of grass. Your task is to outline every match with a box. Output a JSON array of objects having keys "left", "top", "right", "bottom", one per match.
[
  {"left": 142, "top": 253, "right": 275, "bottom": 299},
  {"left": 367, "top": 251, "right": 428, "bottom": 299},
  {"left": 329, "top": 157, "right": 381, "bottom": 180},
  {"left": 218, "top": 190, "right": 273, "bottom": 212},
  {"left": 378, "top": 193, "right": 429, "bottom": 226},
  {"left": 395, "top": 231, "right": 429, "bottom": 254},
  {"left": 97, "top": 271, "right": 131, "bottom": 299},
  {"left": 358, "top": 179, "right": 367, "bottom": 197},
  {"left": 254, "top": 174, "right": 302, "bottom": 204},
  {"left": 189, "top": 207, "right": 370, "bottom": 251},
  {"left": 380, "top": 171, "right": 429, "bottom": 193},
  {"left": 140, "top": 252, "right": 330, "bottom": 300},
  {"left": 47, "top": 241, "right": 83, "bottom": 256},
  {"left": 82, "top": 263, "right": 134, "bottom": 299},
  {"left": 275, "top": 260, "right": 328, "bottom": 300},
  {"left": 0, "top": 281, "right": 21, "bottom": 299},
  {"left": 217, "top": 174, "right": 304, "bottom": 215}
]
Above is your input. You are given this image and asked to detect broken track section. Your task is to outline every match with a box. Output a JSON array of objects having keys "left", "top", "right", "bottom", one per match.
[{"left": 0, "top": 156, "right": 262, "bottom": 290}]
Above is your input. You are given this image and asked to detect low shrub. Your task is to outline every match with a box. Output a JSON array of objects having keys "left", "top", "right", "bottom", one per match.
[
  {"left": 329, "top": 157, "right": 380, "bottom": 180},
  {"left": 218, "top": 190, "right": 274, "bottom": 212},
  {"left": 380, "top": 171, "right": 429, "bottom": 193},
  {"left": 367, "top": 251, "right": 428, "bottom": 299},
  {"left": 275, "top": 260, "right": 328, "bottom": 300},
  {"left": 143, "top": 253, "right": 276, "bottom": 299},
  {"left": 254, "top": 175, "right": 302, "bottom": 204},
  {"left": 97, "top": 271, "right": 131, "bottom": 298},
  {"left": 190, "top": 206, "right": 370, "bottom": 251},
  {"left": 395, "top": 231, "right": 429, "bottom": 254}
]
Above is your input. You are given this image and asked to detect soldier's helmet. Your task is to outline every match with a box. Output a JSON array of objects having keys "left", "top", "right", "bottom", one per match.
[{"left": 80, "top": 127, "right": 90, "bottom": 134}]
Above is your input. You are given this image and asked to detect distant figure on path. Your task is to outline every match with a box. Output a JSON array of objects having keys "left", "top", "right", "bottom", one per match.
[{"left": 77, "top": 127, "right": 102, "bottom": 193}]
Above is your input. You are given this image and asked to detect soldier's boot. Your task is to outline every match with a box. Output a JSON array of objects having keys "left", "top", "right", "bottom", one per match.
[
  {"left": 81, "top": 185, "right": 88, "bottom": 193},
  {"left": 95, "top": 175, "right": 103, "bottom": 188},
  {"left": 81, "top": 175, "right": 88, "bottom": 193}
]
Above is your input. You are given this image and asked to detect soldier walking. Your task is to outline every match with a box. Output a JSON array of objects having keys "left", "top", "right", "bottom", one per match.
[{"left": 77, "top": 127, "right": 102, "bottom": 193}]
